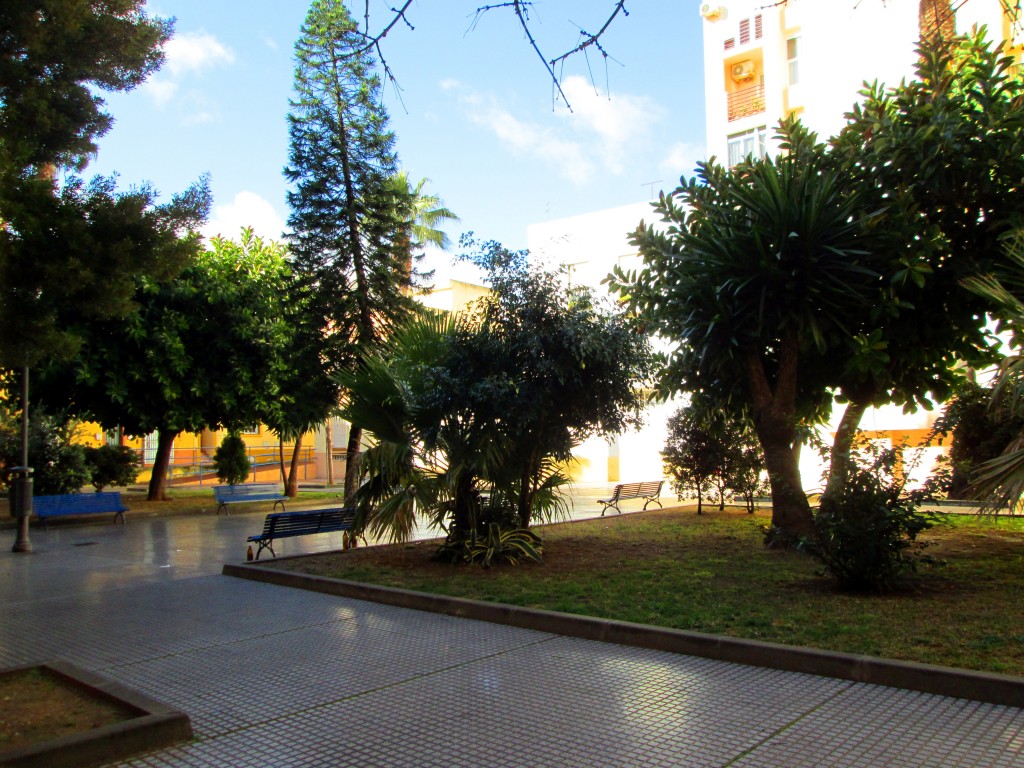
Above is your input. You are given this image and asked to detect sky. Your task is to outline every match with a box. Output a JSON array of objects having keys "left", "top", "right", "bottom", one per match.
[{"left": 87, "top": 1, "right": 707, "bottom": 281}]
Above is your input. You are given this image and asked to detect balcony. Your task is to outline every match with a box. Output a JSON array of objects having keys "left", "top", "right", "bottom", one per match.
[{"left": 728, "top": 83, "right": 765, "bottom": 122}]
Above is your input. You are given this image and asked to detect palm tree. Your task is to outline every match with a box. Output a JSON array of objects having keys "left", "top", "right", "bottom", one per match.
[
  {"left": 390, "top": 172, "right": 459, "bottom": 252},
  {"left": 960, "top": 234, "right": 1024, "bottom": 510}
]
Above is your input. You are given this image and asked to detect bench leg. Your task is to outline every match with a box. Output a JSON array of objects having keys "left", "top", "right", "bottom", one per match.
[
  {"left": 255, "top": 540, "right": 274, "bottom": 560},
  {"left": 274, "top": 500, "right": 286, "bottom": 512},
  {"left": 114, "top": 511, "right": 126, "bottom": 525},
  {"left": 642, "top": 498, "right": 663, "bottom": 511},
  {"left": 218, "top": 503, "right": 228, "bottom": 516}
]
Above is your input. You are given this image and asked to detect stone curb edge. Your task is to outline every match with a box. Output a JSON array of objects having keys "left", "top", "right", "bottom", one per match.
[
  {"left": 222, "top": 561, "right": 1024, "bottom": 708},
  {"left": 0, "top": 659, "right": 193, "bottom": 768}
]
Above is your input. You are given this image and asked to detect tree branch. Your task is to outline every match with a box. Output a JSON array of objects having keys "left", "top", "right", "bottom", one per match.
[{"left": 548, "top": 1, "right": 627, "bottom": 71}]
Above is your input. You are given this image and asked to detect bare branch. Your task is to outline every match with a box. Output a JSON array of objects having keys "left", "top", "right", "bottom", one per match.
[
  {"left": 351, "top": 1, "right": 416, "bottom": 57},
  {"left": 548, "top": 1, "right": 628, "bottom": 71}
]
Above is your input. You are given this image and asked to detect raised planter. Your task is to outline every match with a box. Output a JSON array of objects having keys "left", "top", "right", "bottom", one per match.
[{"left": 0, "top": 660, "right": 191, "bottom": 768}]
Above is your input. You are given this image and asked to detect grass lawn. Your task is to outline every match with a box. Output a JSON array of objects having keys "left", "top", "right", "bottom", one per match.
[{"left": 266, "top": 506, "right": 1024, "bottom": 676}]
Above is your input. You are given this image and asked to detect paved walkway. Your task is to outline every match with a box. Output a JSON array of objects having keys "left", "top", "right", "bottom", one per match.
[{"left": 1, "top": 498, "right": 1023, "bottom": 767}]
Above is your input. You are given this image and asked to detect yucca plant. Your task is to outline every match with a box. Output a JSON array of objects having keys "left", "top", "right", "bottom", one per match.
[{"left": 441, "top": 523, "right": 543, "bottom": 568}]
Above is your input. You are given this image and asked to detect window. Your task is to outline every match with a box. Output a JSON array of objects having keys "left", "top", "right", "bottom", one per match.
[
  {"left": 754, "top": 14, "right": 763, "bottom": 39},
  {"left": 787, "top": 36, "right": 800, "bottom": 85},
  {"left": 739, "top": 18, "right": 750, "bottom": 45},
  {"left": 727, "top": 127, "right": 767, "bottom": 167},
  {"left": 240, "top": 425, "right": 260, "bottom": 436},
  {"left": 724, "top": 37, "right": 735, "bottom": 50}
]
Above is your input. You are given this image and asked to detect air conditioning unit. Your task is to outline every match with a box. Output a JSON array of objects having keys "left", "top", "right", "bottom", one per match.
[
  {"left": 731, "top": 60, "right": 755, "bottom": 82},
  {"left": 700, "top": 3, "right": 723, "bottom": 20}
]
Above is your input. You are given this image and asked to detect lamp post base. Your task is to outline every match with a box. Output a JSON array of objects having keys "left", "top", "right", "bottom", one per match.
[{"left": 12, "top": 515, "right": 32, "bottom": 553}]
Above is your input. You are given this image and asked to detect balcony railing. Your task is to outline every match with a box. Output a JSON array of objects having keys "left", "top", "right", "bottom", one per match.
[{"left": 728, "top": 83, "right": 765, "bottom": 122}]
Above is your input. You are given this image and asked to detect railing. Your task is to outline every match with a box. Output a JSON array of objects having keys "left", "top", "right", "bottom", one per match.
[
  {"left": 728, "top": 83, "right": 765, "bottom": 121},
  {"left": 133, "top": 445, "right": 319, "bottom": 485}
]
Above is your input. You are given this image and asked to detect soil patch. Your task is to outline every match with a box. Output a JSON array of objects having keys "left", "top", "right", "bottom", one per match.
[{"left": 0, "top": 667, "right": 135, "bottom": 752}]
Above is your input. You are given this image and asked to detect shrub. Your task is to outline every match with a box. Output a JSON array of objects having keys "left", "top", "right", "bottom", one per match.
[
  {"left": 213, "top": 433, "right": 251, "bottom": 485},
  {"left": 812, "top": 448, "right": 939, "bottom": 592},
  {"left": 84, "top": 445, "right": 141, "bottom": 491},
  {"left": 0, "top": 410, "right": 90, "bottom": 495},
  {"left": 436, "top": 524, "right": 543, "bottom": 567}
]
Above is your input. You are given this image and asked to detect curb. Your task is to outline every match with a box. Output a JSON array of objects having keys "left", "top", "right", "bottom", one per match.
[
  {"left": 0, "top": 660, "right": 192, "bottom": 768},
  {"left": 223, "top": 560, "right": 1024, "bottom": 708}
]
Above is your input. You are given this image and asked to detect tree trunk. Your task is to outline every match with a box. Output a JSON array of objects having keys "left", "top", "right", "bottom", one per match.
[
  {"left": 344, "top": 427, "right": 361, "bottom": 503},
  {"left": 147, "top": 429, "right": 177, "bottom": 501},
  {"left": 824, "top": 399, "right": 870, "bottom": 501},
  {"left": 278, "top": 437, "right": 286, "bottom": 487},
  {"left": 325, "top": 424, "right": 334, "bottom": 485},
  {"left": 743, "top": 336, "right": 814, "bottom": 544},
  {"left": 696, "top": 484, "right": 703, "bottom": 514},
  {"left": 286, "top": 435, "right": 302, "bottom": 497}
]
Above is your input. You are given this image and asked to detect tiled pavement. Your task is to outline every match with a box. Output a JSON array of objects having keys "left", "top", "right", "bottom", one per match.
[{"left": 1, "top": 499, "right": 1023, "bottom": 767}]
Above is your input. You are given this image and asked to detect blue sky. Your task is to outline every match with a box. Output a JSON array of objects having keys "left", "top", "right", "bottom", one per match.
[{"left": 87, "top": 1, "right": 706, "bottom": 278}]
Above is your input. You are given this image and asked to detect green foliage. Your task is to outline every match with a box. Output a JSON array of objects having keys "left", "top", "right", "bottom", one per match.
[
  {"left": 213, "top": 433, "right": 251, "bottom": 486},
  {"left": 0, "top": 1, "right": 172, "bottom": 178},
  {"left": 83, "top": 445, "right": 140, "bottom": 491},
  {"left": 37, "top": 228, "right": 294, "bottom": 500},
  {"left": 436, "top": 524, "right": 544, "bottom": 568},
  {"left": 0, "top": 408, "right": 89, "bottom": 495},
  {"left": 663, "top": 406, "right": 725, "bottom": 514},
  {"left": 930, "top": 382, "right": 1024, "bottom": 500},
  {"left": 0, "top": 3, "right": 209, "bottom": 367},
  {"left": 810, "top": 446, "right": 939, "bottom": 592},
  {"left": 341, "top": 252, "right": 652, "bottom": 549}
]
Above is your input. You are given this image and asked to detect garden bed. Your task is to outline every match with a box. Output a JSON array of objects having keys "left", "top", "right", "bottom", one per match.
[{"left": 0, "top": 661, "right": 191, "bottom": 768}]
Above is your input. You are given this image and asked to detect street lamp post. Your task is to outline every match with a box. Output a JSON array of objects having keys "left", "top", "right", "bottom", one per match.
[{"left": 11, "top": 366, "right": 33, "bottom": 553}]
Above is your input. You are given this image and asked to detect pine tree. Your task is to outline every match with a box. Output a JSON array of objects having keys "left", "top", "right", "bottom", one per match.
[{"left": 285, "top": 0, "right": 419, "bottom": 501}]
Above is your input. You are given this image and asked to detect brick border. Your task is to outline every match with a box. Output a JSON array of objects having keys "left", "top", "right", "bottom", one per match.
[
  {"left": 0, "top": 660, "right": 192, "bottom": 768},
  {"left": 224, "top": 560, "right": 1024, "bottom": 708}
]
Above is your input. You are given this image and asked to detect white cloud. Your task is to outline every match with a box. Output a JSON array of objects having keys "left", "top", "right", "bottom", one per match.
[
  {"left": 143, "top": 31, "right": 234, "bottom": 107},
  {"left": 558, "top": 76, "right": 663, "bottom": 174},
  {"left": 163, "top": 31, "right": 235, "bottom": 76},
  {"left": 201, "top": 191, "right": 287, "bottom": 243},
  {"left": 471, "top": 103, "right": 594, "bottom": 183},
  {"left": 451, "top": 78, "right": 663, "bottom": 184}
]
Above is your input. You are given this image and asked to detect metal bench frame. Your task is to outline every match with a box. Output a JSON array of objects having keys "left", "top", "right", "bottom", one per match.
[
  {"left": 598, "top": 481, "right": 664, "bottom": 516},
  {"left": 214, "top": 483, "right": 287, "bottom": 515},
  {"left": 247, "top": 507, "right": 356, "bottom": 559},
  {"left": 33, "top": 492, "right": 128, "bottom": 526}
]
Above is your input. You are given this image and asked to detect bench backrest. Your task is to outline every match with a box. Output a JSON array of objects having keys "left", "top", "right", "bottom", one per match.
[
  {"left": 262, "top": 507, "right": 355, "bottom": 537},
  {"left": 611, "top": 481, "right": 663, "bottom": 501},
  {"left": 34, "top": 492, "right": 126, "bottom": 516},
  {"left": 215, "top": 483, "right": 283, "bottom": 501}
]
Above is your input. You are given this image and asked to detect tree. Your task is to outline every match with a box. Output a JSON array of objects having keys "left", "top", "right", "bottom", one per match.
[
  {"left": 0, "top": 175, "right": 209, "bottom": 367},
  {"left": 0, "top": 2, "right": 201, "bottom": 368},
  {"left": 662, "top": 406, "right": 725, "bottom": 515},
  {"left": 612, "top": 137, "right": 876, "bottom": 542},
  {"left": 38, "top": 229, "right": 293, "bottom": 500},
  {"left": 342, "top": 247, "right": 653, "bottom": 550},
  {"left": 611, "top": 32, "right": 1024, "bottom": 544},
  {"left": 822, "top": 30, "right": 1024, "bottom": 496},
  {"left": 213, "top": 433, "right": 252, "bottom": 486},
  {"left": 285, "top": 0, "right": 420, "bottom": 502}
]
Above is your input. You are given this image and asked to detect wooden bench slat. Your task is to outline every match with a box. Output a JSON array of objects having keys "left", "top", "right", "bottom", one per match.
[
  {"left": 598, "top": 481, "right": 663, "bottom": 516},
  {"left": 33, "top": 492, "right": 127, "bottom": 525},
  {"left": 246, "top": 507, "right": 356, "bottom": 559},
  {"left": 214, "top": 483, "right": 287, "bottom": 515}
]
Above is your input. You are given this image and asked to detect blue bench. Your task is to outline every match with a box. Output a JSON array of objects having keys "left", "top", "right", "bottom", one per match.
[
  {"left": 33, "top": 492, "right": 128, "bottom": 526},
  {"left": 247, "top": 507, "right": 356, "bottom": 559},
  {"left": 598, "top": 480, "right": 664, "bottom": 516},
  {"left": 214, "top": 483, "right": 287, "bottom": 515}
]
